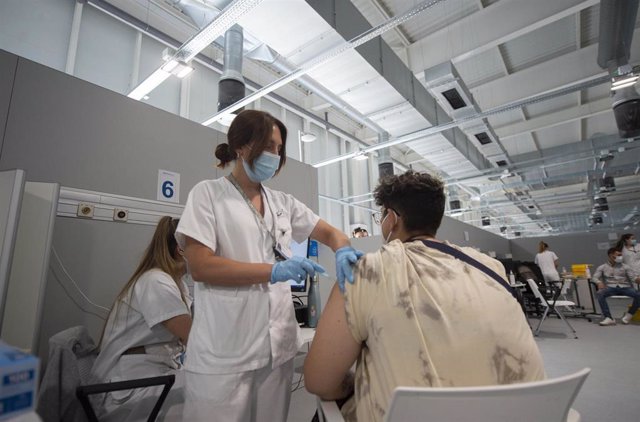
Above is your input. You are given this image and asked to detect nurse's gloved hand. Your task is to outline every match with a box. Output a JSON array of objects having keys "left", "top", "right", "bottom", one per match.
[
  {"left": 335, "top": 246, "right": 365, "bottom": 292},
  {"left": 270, "top": 256, "right": 326, "bottom": 284}
]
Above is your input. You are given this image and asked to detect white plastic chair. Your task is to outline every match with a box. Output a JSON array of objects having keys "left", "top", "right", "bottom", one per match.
[
  {"left": 317, "top": 368, "right": 590, "bottom": 422},
  {"left": 526, "top": 278, "right": 578, "bottom": 338}
]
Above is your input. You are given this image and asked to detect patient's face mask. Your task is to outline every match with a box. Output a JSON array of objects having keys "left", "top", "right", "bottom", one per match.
[
  {"left": 631, "top": 238, "right": 637, "bottom": 246},
  {"left": 242, "top": 151, "right": 280, "bottom": 183},
  {"left": 381, "top": 209, "right": 397, "bottom": 244},
  {"left": 615, "top": 255, "right": 623, "bottom": 264}
]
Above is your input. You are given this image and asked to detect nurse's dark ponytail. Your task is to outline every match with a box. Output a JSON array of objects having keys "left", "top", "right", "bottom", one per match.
[{"left": 215, "top": 143, "right": 238, "bottom": 168}]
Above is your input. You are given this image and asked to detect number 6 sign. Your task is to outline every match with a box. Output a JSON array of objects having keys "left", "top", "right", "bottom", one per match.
[{"left": 157, "top": 169, "right": 180, "bottom": 203}]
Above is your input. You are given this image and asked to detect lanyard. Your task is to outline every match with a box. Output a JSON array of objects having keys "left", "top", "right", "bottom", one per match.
[
  {"left": 226, "top": 174, "right": 286, "bottom": 261},
  {"left": 420, "top": 240, "right": 517, "bottom": 300}
]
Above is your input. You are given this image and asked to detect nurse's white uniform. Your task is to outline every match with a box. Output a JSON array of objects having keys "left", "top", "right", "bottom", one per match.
[
  {"left": 534, "top": 250, "right": 560, "bottom": 283},
  {"left": 176, "top": 177, "right": 319, "bottom": 422},
  {"left": 90, "top": 269, "right": 192, "bottom": 421}
]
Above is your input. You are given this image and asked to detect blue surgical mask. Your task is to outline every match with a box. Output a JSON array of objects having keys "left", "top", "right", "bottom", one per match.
[
  {"left": 631, "top": 239, "right": 637, "bottom": 246},
  {"left": 615, "top": 256, "right": 623, "bottom": 264},
  {"left": 242, "top": 151, "right": 280, "bottom": 183}
]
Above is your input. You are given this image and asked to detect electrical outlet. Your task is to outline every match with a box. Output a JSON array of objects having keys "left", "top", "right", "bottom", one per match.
[
  {"left": 113, "top": 208, "right": 128, "bottom": 222},
  {"left": 77, "top": 203, "right": 94, "bottom": 218}
]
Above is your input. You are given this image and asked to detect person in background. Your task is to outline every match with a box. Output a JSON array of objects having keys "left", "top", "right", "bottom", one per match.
[
  {"left": 91, "top": 216, "right": 192, "bottom": 421},
  {"left": 176, "top": 109, "right": 363, "bottom": 422},
  {"left": 615, "top": 233, "right": 640, "bottom": 272},
  {"left": 593, "top": 247, "right": 640, "bottom": 326},
  {"left": 352, "top": 227, "right": 369, "bottom": 238},
  {"left": 304, "top": 171, "right": 545, "bottom": 422},
  {"left": 534, "top": 241, "right": 561, "bottom": 283}
]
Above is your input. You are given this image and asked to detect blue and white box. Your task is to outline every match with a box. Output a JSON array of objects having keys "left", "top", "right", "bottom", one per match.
[{"left": 0, "top": 342, "right": 39, "bottom": 420}]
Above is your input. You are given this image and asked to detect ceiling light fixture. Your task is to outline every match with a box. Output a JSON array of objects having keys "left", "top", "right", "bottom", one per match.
[
  {"left": 611, "top": 74, "right": 639, "bottom": 91},
  {"left": 128, "top": 68, "right": 171, "bottom": 101},
  {"left": 128, "top": 0, "right": 263, "bottom": 101},
  {"left": 352, "top": 151, "right": 369, "bottom": 161},
  {"left": 299, "top": 132, "right": 317, "bottom": 143}
]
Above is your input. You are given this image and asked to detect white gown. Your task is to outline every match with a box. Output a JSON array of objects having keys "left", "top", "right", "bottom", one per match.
[{"left": 90, "top": 269, "right": 192, "bottom": 422}]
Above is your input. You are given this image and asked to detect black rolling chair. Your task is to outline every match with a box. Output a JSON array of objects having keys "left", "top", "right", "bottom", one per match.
[{"left": 37, "top": 326, "right": 176, "bottom": 422}]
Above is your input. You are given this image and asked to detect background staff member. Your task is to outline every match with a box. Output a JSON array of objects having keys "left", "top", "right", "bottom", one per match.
[
  {"left": 534, "top": 241, "right": 560, "bottom": 283},
  {"left": 91, "top": 216, "right": 192, "bottom": 421},
  {"left": 176, "top": 109, "right": 363, "bottom": 422}
]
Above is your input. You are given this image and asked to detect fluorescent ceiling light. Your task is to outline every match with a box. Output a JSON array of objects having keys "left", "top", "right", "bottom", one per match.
[
  {"left": 218, "top": 112, "right": 237, "bottom": 127},
  {"left": 611, "top": 74, "right": 638, "bottom": 91},
  {"left": 300, "top": 132, "right": 317, "bottom": 143},
  {"left": 352, "top": 152, "right": 369, "bottom": 161},
  {"left": 161, "top": 59, "right": 179, "bottom": 73},
  {"left": 175, "top": 64, "right": 194, "bottom": 78},
  {"left": 128, "top": 68, "right": 171, "bottom": 100}
]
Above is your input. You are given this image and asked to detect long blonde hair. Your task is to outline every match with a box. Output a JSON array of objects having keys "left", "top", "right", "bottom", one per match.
[
  {"left": 99, "top": 216, "right": 186, "bottom": 347},
  {"left": 538, "top": 241, "right": 549, "bottom": 254}
]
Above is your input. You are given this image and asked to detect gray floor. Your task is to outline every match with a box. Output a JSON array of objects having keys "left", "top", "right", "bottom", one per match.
[{"left": 287, "top": 300, "right": 640, "bottom": 422}]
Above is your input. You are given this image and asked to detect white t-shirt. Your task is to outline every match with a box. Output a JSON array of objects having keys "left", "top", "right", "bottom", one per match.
[
  {"left": 622, "top": 246, "right": 640, "bottom": 272},
  {"left": 534, "top": 250, "right": 560, "bottom": 282},
  {"left": 91, "top": 269, "right": 192, "bottom": 382},
  {"left": 175, "top": 177, "right": 320, "bottom": 374}
]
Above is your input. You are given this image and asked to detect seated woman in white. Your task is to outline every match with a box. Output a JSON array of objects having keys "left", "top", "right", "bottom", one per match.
[{"left": 90, "top": 216, "right": 192, "bottom": 421}]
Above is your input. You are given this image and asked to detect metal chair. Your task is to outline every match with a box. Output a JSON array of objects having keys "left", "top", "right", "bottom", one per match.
[
  {"left": 317, "top": 368, "right": 590, "bottom": 422},
  {"left": 526, "top": 279, "right": 578, "bottom": 338}
]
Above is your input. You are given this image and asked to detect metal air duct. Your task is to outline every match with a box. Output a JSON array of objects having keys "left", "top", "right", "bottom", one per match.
[{"left": 218, "top": 24, "right": 246, "bottom": 113}]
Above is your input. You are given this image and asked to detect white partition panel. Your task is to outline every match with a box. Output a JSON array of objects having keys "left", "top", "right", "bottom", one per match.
[
  {"left": 1, "top": 182, "right": 59, "bottom": 352},
  {"left": 0, "top": 169, "right": 25, "bottom": 329}
]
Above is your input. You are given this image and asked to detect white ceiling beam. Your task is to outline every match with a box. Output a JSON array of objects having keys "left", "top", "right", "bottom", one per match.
[
  {"left": 495, "top": 97, "right": 611, "bottom": 139},
  {"left": 407, "top": 0, "right": 598, "bottom": 73},
  {"left": 471, "top": 28, "right": 640, "bottom": 111}
]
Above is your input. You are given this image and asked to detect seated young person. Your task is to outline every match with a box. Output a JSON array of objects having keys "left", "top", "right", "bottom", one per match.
[
  {"left": 593, "top": 247, "right": 640, "bottom": 326},
  {"left": 304, "top": 171, "right": 545, "bottom": 422}
]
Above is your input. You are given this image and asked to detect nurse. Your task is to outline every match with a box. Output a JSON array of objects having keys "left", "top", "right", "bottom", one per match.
[
  {"left": 91, "top": 216, "right": 192, "bottom": 421},
  {"left": 176, "top": 109, "right": 362, "bottom": 422}
]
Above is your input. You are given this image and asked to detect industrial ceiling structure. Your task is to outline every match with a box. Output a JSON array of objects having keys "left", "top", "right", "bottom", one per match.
[{"left": 16, "top": 0, "right": 640, "bottom": 237}]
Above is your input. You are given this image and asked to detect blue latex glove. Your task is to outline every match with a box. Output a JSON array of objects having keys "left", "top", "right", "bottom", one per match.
[
  {"left": 335, "top": 246, "right": 365, "bottom": 292},
  {"left": 271, "top": 256, "right": 326, "bottom": 284}
]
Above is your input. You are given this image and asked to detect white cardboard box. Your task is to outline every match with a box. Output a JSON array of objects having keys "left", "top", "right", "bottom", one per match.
[{"left": 0, "top": 342, "right": 39, "bottom": 420}]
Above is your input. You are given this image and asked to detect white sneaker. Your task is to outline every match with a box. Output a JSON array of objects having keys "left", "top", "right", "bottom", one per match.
[
  {"left": 621, "top": 313, "right": 633, "bottom": 325},
  {"left": 599, "top": 317, "right": 617, "bottom": 326}
]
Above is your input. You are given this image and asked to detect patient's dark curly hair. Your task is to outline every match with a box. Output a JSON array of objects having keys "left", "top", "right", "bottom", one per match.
[{"left": 373, "top": 170, "right": 445, "bottom": 236}]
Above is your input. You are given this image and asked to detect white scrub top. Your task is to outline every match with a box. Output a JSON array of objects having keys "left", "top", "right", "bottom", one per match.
[
  {"left": 175, "top": 177, "right": 319, "bottom": 374},
  {"left": 91, "top": 269, "right": 192, "bottom": 382},
  {"left": 534, "top": 250, "right": 560, "bottom": 282}
]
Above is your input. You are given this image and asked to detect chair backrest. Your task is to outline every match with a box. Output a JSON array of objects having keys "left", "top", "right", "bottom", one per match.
[
  {"left": 526, "top": 278, "right": 548, "bottom": 306},
  {"left": 384, "top": 368, "right": 590, "bottom": 422}
]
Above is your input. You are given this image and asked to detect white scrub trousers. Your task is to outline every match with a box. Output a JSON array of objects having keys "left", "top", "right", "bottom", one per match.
[{"left": 182, "top": 358, "right": 294, "bottom": 422}]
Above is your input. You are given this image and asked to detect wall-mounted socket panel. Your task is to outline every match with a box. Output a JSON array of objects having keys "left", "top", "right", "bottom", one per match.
[
  {"left": 77, "top": 203, "right": 94, "bottom": 218},
  {"left": 113, "top": 208, "right": 129, "bottom": 222}
]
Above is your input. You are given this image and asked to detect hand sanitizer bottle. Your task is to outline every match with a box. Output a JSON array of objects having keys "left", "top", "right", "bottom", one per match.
[
  {"left": 509, "top": 270, "right": 516, "bottom": 285},
  {"left": 307, "top": 274, "right": 321, "bottom": 328}
]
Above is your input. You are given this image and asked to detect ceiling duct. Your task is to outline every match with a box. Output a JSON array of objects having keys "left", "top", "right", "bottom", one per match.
[
  {"left": 597, "top": 0, "right": 640, "bottom": 138},
  {"left": 218, "top": 24, "right": 246, "bottom": 116}
]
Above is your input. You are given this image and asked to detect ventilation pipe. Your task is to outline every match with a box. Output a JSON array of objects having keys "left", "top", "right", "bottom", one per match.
[
  {"left": 377, "top": 132, "right": 394, "bottom": 179},
  {"left": 597, "top": 0, "right": 640, "bottom": 138},
  {"left": 218, "top": 24, "right": 245, "bottom": 115}
]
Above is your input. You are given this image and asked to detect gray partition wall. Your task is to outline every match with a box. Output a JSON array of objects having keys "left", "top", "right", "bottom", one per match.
[
  {"left": 510, "top": 232, "right": 622, "bottom": 270},
  {"left": 0, "top": 50, "right": 318, "bottom": 360}
]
